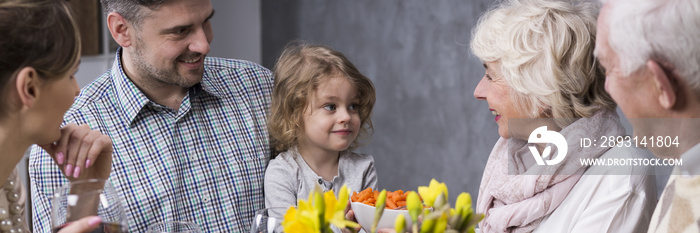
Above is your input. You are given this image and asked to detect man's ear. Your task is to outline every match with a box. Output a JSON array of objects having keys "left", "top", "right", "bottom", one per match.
[
  {"left": 14, "top": 67, "right": 39, "bottom": 108},
  {"left": 647, "top": 60, "right": 678, "bottom": 109},
  {"left": 107, "top": 12, "right": 133, "bottom": 47}
]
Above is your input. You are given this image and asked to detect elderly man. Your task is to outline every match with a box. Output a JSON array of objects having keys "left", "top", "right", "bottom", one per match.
[{"left": 596, "top": 0, "right": 700, "bottom": 232}]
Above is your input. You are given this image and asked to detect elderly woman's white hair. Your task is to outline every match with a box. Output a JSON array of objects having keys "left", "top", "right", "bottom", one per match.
[
  {"left": 599, "top": 0, "right": 700, "bottom": 92},
  {"left": 471, "top": 0, "right": 614, "bottom": 127}
]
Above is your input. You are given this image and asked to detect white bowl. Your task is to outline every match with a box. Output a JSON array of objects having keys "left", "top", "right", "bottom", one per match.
[{"left": 350, "top": 202, "right": 412, "bottom": 232}]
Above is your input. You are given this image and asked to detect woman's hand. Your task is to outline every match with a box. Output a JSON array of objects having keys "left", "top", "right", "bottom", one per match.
[
  {"left": 39, "top": 123, "right": 113, "bottom": 181},
  {"left": 57, "top": 216, "right": 101, "bottom": 233}
]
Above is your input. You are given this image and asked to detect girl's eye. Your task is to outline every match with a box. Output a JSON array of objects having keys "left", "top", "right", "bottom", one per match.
[
  {"left": 323, "top": 104, "right": 336, "bottom": 111},
  {"left": 348, "top": 104, "right": 359, "bottom": 111}
]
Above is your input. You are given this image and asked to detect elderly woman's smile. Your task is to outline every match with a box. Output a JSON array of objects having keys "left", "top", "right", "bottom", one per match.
[{"left": 490, "top": 108, "right": 500, "bottom": 121}]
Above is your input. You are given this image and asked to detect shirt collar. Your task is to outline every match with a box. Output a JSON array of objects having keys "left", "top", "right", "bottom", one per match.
[
  {"left": 111, "top": 49, "right": 150, "bottom": 126},
  {"left": 111, "top": 48, "right": 223, "bottom": 125},
  {"left": 199, "top": 71, "right": 226, "bottom": 98}
]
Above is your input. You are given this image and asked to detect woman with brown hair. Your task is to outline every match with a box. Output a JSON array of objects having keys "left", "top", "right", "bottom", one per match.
[{"left": 0, "top": 0, "right": 113, "bottom": 232}]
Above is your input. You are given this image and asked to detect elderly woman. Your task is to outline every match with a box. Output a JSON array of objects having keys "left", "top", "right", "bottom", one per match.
[
  {"left": 0, "top": 0, "right": 113, "bottom": 232},
  {"left": 471, "top": 0, "right": 656, "bottom": 232}
]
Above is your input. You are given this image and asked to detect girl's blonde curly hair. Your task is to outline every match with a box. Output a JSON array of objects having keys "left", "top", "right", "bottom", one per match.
[{"left": 268, "top": 42, "right": 376, "bottom": 154}]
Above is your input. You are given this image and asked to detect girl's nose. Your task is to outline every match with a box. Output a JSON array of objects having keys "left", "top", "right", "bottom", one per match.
[{"left": 337, "top": 108, "right": 351, "bottom": 123}]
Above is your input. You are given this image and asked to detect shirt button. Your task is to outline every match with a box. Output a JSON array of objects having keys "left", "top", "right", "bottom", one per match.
[
  {"left": 202, "top": 196, "right": 210, "bottom": 203},
  {"left": 318, "top": 179, "right": 323, "bottom": 184}
]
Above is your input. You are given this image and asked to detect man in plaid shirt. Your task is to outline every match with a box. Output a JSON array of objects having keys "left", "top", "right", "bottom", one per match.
[{"left": 28, "top": 0, "right": 273, "bottom": 232}]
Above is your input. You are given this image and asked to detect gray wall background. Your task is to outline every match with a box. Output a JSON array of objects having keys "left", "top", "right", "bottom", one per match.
[
  {"left": 262, "top": 0, "right": 497, "bottom": 202},
  {"left": 210, "top": 0, "right": 262, "bottom": 64},
  {"left": 260, "top": 0, "right": 671, "bottom": 203}
]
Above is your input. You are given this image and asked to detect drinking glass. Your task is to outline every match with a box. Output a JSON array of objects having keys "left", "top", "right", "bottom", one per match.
[
  {"left": 249, "top": 207, "right": 287, "bottom": 233},
  {"left": 51, "top": 179, "right": 128, "bottom": 233},
  {"left": 146, "top": 221, "right": 202, "bottom": 233}
]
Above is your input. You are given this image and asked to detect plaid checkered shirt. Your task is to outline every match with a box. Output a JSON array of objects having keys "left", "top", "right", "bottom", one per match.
[{"left": 28, "top": 49, "right": 274, "bottom": 232}]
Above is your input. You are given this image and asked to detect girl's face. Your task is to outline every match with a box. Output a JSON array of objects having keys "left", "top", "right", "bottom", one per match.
[
  {"left": 298, "top": 75, "right": 361, "bottom": 155},
  {"left": 473, "top": 61, "right": 529, "bottom": 139},
  {"left": 32, "top": 62, "right": 81, "bottom": 144}
]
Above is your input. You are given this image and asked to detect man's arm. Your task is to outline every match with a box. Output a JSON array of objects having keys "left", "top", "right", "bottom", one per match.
[{"left": 29, "top": 144, "right": 65, "bottom": 232}]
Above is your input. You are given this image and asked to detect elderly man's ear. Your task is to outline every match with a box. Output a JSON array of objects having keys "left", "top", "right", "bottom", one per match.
[{"left": 647, "top": 60, "right": 678, "bottom": 109}]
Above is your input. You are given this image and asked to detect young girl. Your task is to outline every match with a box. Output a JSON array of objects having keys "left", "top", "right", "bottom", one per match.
[{"left": 264, "top": 43, "right": 378, "bottom": 211}]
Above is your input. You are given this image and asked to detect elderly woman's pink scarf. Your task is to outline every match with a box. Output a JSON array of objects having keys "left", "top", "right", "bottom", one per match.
[{"left": 476, "top": 109, "right": 625, "bottom": 233}]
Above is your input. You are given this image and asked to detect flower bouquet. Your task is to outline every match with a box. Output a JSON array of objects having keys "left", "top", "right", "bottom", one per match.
[
  {"left": 281, "top": 179, "right": 483, "bottom": 233},
  {"left": 281, "top": 185, "right": 359, "bottom": 233}
]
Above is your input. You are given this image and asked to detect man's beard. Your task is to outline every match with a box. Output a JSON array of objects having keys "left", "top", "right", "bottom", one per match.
[{"left": 130, "top": 40, "right": 204, "bottom": 88}]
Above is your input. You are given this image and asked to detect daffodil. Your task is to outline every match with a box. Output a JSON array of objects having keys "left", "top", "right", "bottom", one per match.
[
  {"left": 451, "top": 192, "right": 483, "bottom": 233},
  {"left": 421, "top": 202, "right": 450, "bottom": 233},
  {"left": 455, "top": 193, "right": 471, "bottom": 216},
  {"left": 394, "top": 213, "right": 406, "bottom": 233},
  {"left": 407, "top": 191, "right": 422, "bottom": 233},
  {"left": 283, "top": 199, "right": 322, "bottom": 233},
  {"left": 284, "top": 180, "right": 484, "bottom": 233},
  {"left": 314, "top": 190, "right": 327, "bottom": 229},
  {"left": 371, "top": 189, "right": 387, "bottom": 233},
  {"left": 282, "top": 184, "right": 358, "bottom": 233},
  {"left": 326, "top": 185, "right": 360, "bottom": 230},
  {"left": 417, "top": 179, "right": 449, "bottom": 207},
  {"left": 433, "top": 216, "right": 448, "bottom": 233},
  {"left": 335, "top": 185, "right": 350, "bottom": 213},
  {"left": 420, "top": 218, "right": 435, "bottom": 233},
  {"left": 412, "top": 180, "right": 483, "bottom": 233}
]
